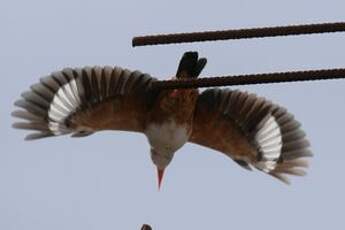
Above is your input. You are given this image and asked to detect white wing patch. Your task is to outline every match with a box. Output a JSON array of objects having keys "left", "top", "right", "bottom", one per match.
[
  {"left": 48, "top": 79, "right": 81, "bottom": 134},
  {"left": 255, "top": 115, "right": 283, "bottom": 172}
]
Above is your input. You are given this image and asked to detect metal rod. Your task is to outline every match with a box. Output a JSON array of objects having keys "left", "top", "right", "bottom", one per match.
[
  {"left": 151, "top": 68, "right": 345, "bottom": 89},
  {"left": 132, "top": 22, "right": 345, "bottom": 47}
]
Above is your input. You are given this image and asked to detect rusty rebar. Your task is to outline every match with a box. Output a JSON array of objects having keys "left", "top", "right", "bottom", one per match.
[
  {"left": 151, "top": 68, "right": 345, "bottom": 89},
  {"left": 132, "top": 22, "right": 345, "bottom": 47}
]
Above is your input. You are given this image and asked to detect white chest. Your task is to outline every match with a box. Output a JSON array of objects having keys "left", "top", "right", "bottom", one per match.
[{"left": 145, "top": 120, "right": 190, "bottom": 154}]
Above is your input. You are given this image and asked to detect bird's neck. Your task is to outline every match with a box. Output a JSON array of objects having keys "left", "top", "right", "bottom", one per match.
[{"left": 145, "top": 88, "right": 198, "bottom": 155}]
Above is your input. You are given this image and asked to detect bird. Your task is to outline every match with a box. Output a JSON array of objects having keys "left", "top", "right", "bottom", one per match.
[
  {"left": 141, "top": 224, "right": 152, "bottom": 230},
  {"left": 12, "top": 51, "right": 312, "bottom": 187}
]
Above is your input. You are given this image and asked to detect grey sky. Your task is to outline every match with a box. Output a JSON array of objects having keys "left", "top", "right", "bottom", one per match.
[{"left": 1, "top": 0, "right": 345, "bottom": 229}]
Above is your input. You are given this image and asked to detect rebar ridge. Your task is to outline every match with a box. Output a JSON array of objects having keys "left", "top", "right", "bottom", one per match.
[
  {"left": 132, "top": 22, "right": 345, "bottom": 47},
  {"left": 151, "top": 68, "right": 345, "bottom": 89}
]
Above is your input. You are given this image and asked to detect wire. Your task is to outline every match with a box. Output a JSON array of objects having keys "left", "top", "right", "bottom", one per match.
[
  {"left": 151, "top": 68, "right": 345, "bottom": 89},
  {"left": 132, "top": 22, "right": 345, "bottom": 47}
]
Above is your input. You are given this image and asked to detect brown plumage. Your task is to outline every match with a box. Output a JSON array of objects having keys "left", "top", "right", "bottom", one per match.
[{"left": 12, "top": 52, "right": 312, "bottom": 185}]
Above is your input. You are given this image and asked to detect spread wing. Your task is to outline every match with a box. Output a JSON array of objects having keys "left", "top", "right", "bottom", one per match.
[
  {"left": 190, "top": 88, "right": 312, "bottom": 184},
  {"left": 12, "top": 66, "right": 159, "bottom": 140}
]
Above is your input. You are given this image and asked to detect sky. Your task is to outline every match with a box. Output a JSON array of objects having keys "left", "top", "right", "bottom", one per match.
[{"left": 1, "top": 0, "right": 345, "bottom": 229}]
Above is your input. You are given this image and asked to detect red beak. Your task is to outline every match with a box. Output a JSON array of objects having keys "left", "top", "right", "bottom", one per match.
[{"left": 157, "top": 168, "right": 165, "bottom": 190}]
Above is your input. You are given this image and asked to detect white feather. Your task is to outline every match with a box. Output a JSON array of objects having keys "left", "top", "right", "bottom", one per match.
[
  {"left": 57, "top": 89, "right": 74, "bottom": 109},
  {"left": 63, "top": 82, "right": 78, "bottom": 107},
  {"left": 48, "top": 80, "right": 81, "bottom": 134},
  {"left": 255, "top": 115, "right": 283, "bottom": 172},
  {"left": 51, "top": 93, "right": 70, "bottom": 112},
  {"left": 69, "top": 79, "right": 81, "bottom": 104}
]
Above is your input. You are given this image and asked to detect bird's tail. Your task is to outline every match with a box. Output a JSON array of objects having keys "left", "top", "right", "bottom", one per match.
[{"left": 176, "top": 51, "right": 207, "bottom": 78}]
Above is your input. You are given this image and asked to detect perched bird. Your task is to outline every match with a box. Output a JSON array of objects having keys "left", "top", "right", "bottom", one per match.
[{"left": 12, "top": 51, "right": 312, "bottom": 186}]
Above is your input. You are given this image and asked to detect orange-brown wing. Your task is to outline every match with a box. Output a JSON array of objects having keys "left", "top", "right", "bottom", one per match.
[
  {"left": 12, "top": 66, "right": 159, "bottom": 140},
  {"left": 190, "top": 88, "right": 312, "bottom": 184}
]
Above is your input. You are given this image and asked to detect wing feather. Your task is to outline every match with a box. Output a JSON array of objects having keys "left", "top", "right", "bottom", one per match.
[
  {"left": 13, "top": 66, "right": 158, "bottom": 140},
  {"left": 190, "top": 88, "right": 312, "bottom": 184}
]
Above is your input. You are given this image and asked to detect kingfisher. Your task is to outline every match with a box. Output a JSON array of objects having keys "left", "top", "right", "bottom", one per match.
[{"left": 12, "top": 52, "right": 312, "bottom": 187}]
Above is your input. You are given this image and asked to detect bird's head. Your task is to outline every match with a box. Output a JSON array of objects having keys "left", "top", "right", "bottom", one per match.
[{"left": 150, "top": 148, "right": 175, "bottom": 189}]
